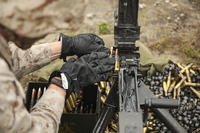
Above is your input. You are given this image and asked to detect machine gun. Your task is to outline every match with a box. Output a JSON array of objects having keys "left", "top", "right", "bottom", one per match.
[{"left": 93, "top": 0, "right": 187, "bottom": 132}]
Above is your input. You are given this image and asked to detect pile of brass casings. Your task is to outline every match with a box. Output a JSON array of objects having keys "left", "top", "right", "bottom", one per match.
[
  {"left": 99, "top": 81, "right": 119, "bottom": 132},
  {"left": 144, "top": 62, "right": 200, "bottom": 132},
  {"left": 64, "top": 92, "right": 78, "bottom": 112},
  {"left": 99, "top": 81, "right": 111, "bottom": 103},
  {"left": 29, "top": 87, "right": 46, "bottom": 110},
  {"left": 162, "top": 63, "right": 200, "bottom": 99}
]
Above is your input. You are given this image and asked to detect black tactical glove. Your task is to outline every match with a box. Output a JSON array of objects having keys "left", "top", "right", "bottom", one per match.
[
  {"left": 60, "top": 52, "right": 114, "bottom": 91},
  {"left": 59, "top": 33, "right": 109, "bottom": 61}
]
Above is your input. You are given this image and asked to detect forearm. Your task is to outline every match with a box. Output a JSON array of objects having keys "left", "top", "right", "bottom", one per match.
[
  {"left": 10, "top": 41, "right": 62, "bottom": 78},
  {"left": 31, "top": 85, "right": 66, "bottom": 133},
  {"left": 46, "top": 41, "right": 62, "bottom": 60},
  {"left": 0, "top": 86, "right": 66, "bottom": 133},
  {"left": 0, "top": 58, "right": 65, "bottom": 133}
]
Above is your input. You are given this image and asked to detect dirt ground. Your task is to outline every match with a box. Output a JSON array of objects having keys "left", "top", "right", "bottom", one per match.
[
  {"left": 1, "top": 0, "right": 199, "bottom": 59},
  {"left": 139, "top": 0, "right": 200, "bottom": 64}
]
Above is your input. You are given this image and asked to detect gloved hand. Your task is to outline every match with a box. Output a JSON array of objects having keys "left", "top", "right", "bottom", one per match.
[
  {"left": 59, "top": 33, "right": 109, "bottom": 61},
  {"left": 60, "top": 52, "right": 114, "bottom": 91}
]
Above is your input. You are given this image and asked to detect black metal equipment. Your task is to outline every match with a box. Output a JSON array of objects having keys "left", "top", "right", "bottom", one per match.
[{"left": 93, "top": 0, "right": 187, "bottom": 133}]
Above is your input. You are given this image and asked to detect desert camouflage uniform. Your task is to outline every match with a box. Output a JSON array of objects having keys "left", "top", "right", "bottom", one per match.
[{"left": 0, "top": 36, "right": 65, "bottom": 133}]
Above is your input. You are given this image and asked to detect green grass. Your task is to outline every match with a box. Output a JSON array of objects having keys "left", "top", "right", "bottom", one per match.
[{"left": 98, "top": 22, "right": 111, "bottom": 35}]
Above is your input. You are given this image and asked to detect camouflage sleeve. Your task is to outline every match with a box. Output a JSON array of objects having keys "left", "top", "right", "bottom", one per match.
[
  {"left": 9, "top": 43, "right": 55, "bottom": 79},
  {"left": 0, "top": 58, "right": 65, "bottom": 133}
]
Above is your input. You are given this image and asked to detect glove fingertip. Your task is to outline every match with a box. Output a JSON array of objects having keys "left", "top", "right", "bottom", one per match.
[{"left": 91, "top": 34, "right": 105, "bottom": 46}]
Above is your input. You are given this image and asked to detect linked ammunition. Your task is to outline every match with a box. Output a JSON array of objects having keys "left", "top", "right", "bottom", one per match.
[
  {"left": 98, "top": 86, "right": 102, "bottom": 93},
  {"left": 143, "top": 127, "right": 147, "bottom": 133},
  {"left": 149, "top": 115, "right": 154, "bottom": 120},
  {"left": 71, "top": 92, "right": 77, "bottom": 101},
  {"left": 110, "top": 123, "right": 117, "bottom": 132},
  {"left": 105, "top": 127, "right": 109, "bottom": 133},
  {"left": 74, "top": 92, "right": 78, "bottom": 99},
  {"left": 100, "top": 81, "right": 107, "bottom": 90},
  {"left": 43, "top": 87, "right": 47, "bottom": 93},
  {"left": 148, "top": 121, "right": 153, "bottom": 125},
  {"left": 30, "top": 88, "right": 36, "bottom": 110},
  {"left": 37, "top": 87, "right": 42, "bottom": 101},
  {"left": 65, "top": 99, "right": 72, "bottom": 112},
  {"left": 147, "top": 126, "right": 153, "bottom": 130},
  {"left": 69, "top": 95, "right": 76, "bottom": 108},
  {"left": 105, "top": 82, "right": 111, "bottom": 95},
  {"left": 114, "top": 49, "right": 119, "bottom": 72},
  {"left": 101, "top": 95, "right": 106, "bottom": 103}
]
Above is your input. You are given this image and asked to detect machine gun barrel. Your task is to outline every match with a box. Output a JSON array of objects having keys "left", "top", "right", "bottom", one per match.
[
  {"left": 114, "top": 0, "right": 140, "bottom": 43},
  {"left": 144, "top": 98, "right": 179, "bottom": 108}
]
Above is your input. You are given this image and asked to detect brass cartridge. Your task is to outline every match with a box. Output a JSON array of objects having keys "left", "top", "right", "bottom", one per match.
[
  {"left": 163, "top": 81, "right": 168, "bottom": 96},
  {"left": 100, "top": 95, "right": 106, "bottom": 103},
  {"left": 30, "top": 88, "right": 36, "bottom": 110},
  {"left": 71, "top": 92, "right": 77, "bottom": 101},
  {"left": 65, "top": 99, "right": 72, "bottom": 112},
  {"left": 166, "top": 71, "right": 171, "bottom": 89},
  {"left": 185, "top": 69, "right": 191, "bottom": 82},
  {"left": 68, "top": 95, "right": 76, "bottom": 108},
  {"left": 114, "top": 49, "right": 119, "bottom": 72},
  {"left": 105, "top": 82, "right": 111, "bottom": 95},
  {"left": 37, "top": 87, "right": 42, "bottom": 101},
  {"left": 173, "top": 88, "right": 177, "bottom": 99},
  {"left": 190, "top": 87, "right": 200, "bottom": 99},
  {"left": 100, "top": 81, "right": 107, "bottom": 90},
  {"left": 180, "top": 63, "right": 193, "bottom": 73},
  {"left": 168, "top": 80, "right": 176, "bottom": 93},
  {"left": 43, "top": 87, "right": 47, "bottom": 93},
  {"left": 185, "top": 82, "right": 200, "bottom": 87},
  {"left": 174, "top": 77, "right": 186, "bottom": 90},
  {"left": 143, "top": 127, "right": 147, "bottom": 133}
]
